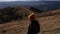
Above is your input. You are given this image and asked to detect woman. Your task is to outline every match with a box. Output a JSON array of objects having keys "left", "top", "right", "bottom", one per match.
[{"left": 27, "top": 13, "right": 40, "bottom": 34}]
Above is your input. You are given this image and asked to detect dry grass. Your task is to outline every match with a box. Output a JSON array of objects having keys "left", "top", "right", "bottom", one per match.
[
  {"left": 0, "top": 9, "right": 60, "bottom": 34},
  {"left": 0, "top": 14, "right": 60, "bottom": 34},
  {"left": 35, "top": 9, "right": 60, "bottom": 18}
]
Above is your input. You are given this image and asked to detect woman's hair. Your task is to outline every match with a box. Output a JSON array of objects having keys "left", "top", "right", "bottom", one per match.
[{"left": 28, "top": 13, "right": 35, "bottom": 20}]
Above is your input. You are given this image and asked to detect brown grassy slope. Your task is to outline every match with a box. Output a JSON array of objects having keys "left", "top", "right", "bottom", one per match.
[
  {"left": 0, "top": 14, "right": 60, "bottom": 34},
  {"left": 35, "top": 9, "right": 60, "bottom": 18},
  {"left": 38, "top": 15, "right": 60, "bottom": 34},
  {"left": 0, "top": 9, "right": 60, "bottom": 34}
]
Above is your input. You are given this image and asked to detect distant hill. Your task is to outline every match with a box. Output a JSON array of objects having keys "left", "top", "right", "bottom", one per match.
[
  {"left": 0, "top": 6, "right": 22, "bottom": 23},
  {"left": 0, "top": 1, "right": 60, "bottom": 11},
  {"left": 0, "top": 6, "right": 60, "bottom": 24}
]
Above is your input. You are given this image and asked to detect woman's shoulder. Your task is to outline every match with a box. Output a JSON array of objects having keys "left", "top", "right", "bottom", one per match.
[{"left": 31, "top": 20, "right": 38, "bottom": 23}]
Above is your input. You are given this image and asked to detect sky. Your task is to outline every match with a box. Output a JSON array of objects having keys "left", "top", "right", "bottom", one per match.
[
  {"left": 0, "top": 0, "right": 60, "bottom": 2},
  {"left": 0, "top": 0, "right": 40, "bottom": 2}
]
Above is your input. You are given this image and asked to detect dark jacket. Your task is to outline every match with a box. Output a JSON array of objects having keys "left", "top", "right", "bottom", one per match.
[{"left": 27, "top": 20, "right": 40, "bottom": 34}]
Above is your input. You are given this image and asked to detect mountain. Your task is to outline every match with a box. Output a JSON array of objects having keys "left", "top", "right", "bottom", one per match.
[
  {"left": 33, "top": 1, "right": 60, "bottom": 11},
  {"left": 0, "top": 1, "right": 44, "bottom": 9},
  {"left": 0, "top": 1, "right": 60, "bottom": 11},
  {"left": 0, "top": 6, "right": 44, "bottom": 23}
]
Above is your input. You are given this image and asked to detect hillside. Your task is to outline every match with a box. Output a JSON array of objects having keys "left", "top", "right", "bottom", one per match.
[
  {"left": 0, "top": 14, "right": 60, "bottom": 34},
  {"left": 0, "top": 6, "right": 44, "bottom": 23},
  {"left": 0, "top": 6, "right": 60, "bottom": 34}
]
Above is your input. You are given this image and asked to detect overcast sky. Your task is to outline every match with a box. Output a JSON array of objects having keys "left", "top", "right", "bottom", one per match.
[
  {"left": 0, "top": 0, "right": 60, "bottom": 2},
  {"left": 0, "top": 0, "right": 40, "bottom": 2}
]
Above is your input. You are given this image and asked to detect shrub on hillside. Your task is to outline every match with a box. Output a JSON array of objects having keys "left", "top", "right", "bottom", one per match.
[{"left": 0, "top": 7, "right": 22, "bottom": 24}]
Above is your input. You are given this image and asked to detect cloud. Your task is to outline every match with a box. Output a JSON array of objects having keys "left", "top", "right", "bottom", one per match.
[
  {"left": 0, "top": 0, "right": 60, "bottom": 2},
  {"left": 0, "top": 0, "right": 40, "bottom": 2},
  {"left": 0, "top": 0, "right": 16, "bottom": 1}
]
